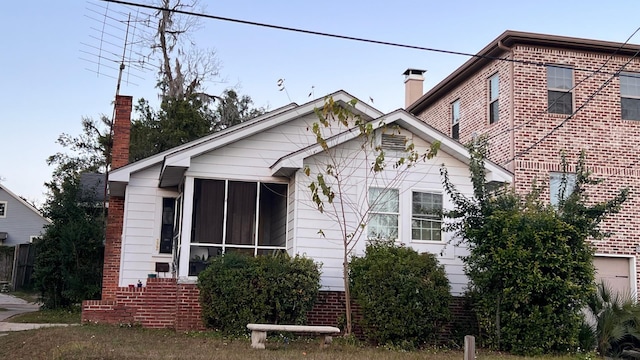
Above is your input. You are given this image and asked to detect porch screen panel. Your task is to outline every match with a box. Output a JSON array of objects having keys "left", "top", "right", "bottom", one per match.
[
  {"left": 258, "top": 183, "right": 287, "bottom": 247},
  {"left": 225, "top": 181, "right": 257, "bottom": 245},
  {"left": 192, "top": 179, "right": 225, "bottom": 244}
]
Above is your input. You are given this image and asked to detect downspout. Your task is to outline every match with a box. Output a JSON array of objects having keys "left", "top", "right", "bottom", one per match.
[{"left": 498, "top": 40, "right": 517, "bottom": 190}]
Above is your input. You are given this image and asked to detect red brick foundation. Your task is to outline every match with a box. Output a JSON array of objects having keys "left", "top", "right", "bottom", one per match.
[
  {"left": 84, "top": 282, "right": 472, "bottom": 342},
  {"left": 82, "top": 278, "right": 205, "bottom": 331}
]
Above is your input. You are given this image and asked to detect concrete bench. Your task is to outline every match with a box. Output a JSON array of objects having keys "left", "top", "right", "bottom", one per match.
[{"left": 247, "top": 323, "right": 341, "bottom": 349}]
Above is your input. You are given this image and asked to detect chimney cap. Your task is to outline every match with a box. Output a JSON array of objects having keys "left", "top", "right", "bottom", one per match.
[{"left": 403, "top": 68, "right": 426, "bottom": 76}]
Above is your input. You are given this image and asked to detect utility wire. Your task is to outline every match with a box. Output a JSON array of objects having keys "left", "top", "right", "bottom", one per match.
[
  {"left": 488, "top": 26, "right": 640, "bottom": 143},
  {"left": 100, "top": 0, "right": 640, "bottom": 164},
  {"left": 504, "top": 45, "right": 640, "bottom": 165},
  {"left": 101, "top": 0, "right": 634, "bottom": 77}
]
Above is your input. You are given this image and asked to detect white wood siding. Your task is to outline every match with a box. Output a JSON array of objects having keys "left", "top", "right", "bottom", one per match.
[
  {"left": 121, "top": 118, "right": 481, "bottom": 297},
  {"left": 120, "top": 165, "right": 178, "bottom": 286},
  {"left": 186, "top": 113, "right": 324, "bottom": 181},
  {"left": 295, "top": 128, "right": 474, "bottom": 295}
]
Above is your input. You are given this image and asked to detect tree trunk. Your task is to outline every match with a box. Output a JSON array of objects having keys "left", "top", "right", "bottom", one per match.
[{"left": 343, "top": 251, "right": 352, "bottom": 336}]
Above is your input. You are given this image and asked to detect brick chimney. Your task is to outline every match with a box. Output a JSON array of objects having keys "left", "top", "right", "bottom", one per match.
[
  {"left": 111, "top": 95, "right": 132, "bottom": 169},
  {"left": 102, "top": 94, "right": 132, "bottom": 301},
  {"left": 403, "top": 69, "right": 426, "bottom": 108}
]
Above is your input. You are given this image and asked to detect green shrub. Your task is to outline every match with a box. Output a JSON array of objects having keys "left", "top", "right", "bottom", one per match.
[
  {"left": 349, "top": 240, "right": 451, "bottom": 348},
  {"left": 198, "top": 252, "right": 321, "bottom": 335},
  {"left": 585, "top": 281, "right": 640, "bottom": 358}
]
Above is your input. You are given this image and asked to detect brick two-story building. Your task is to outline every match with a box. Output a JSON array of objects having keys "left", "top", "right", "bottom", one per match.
[{"left": 406, "top": 30, "right": 640, "bottom": 296}]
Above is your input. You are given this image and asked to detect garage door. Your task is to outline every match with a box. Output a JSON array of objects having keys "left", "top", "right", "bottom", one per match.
[{"left": 594, "top": 256, "right": 632, "bottom": 296}]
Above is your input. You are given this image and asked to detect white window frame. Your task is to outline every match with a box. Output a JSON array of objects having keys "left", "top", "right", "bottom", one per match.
[
  {"left": 451, "top": 99, "right": 460, "bottom": 140},
  {"left": 367, "top": 187, "right": 399, "bottom": 242},
  {"left": 410, "top": 190, "right": 443, "bottom": 243},
  {"left": 547, "top": 65, "right": 574, "bottom": 115},
  {"left": 620, "top": 72, "right": 640, "bottom": 120},
  {"left": 0, "top": 201, "right": 6, "bottom": 218},
  {"left": 549, "top": 172, "right": 576, "bottom": 206},
  {"left": 188, "top": 179, "right": 288, "bottom": 269},
  {"left": 488, "top": 73, "right": 499, "bottom": 124}
]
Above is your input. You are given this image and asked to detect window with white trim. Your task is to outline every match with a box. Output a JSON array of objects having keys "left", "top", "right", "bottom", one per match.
[
  {"left": 189, "top": 179, "right": 287, "bottom": 276},
  {"left": 489, "top": 74, "right": 499, "bottom": 124},
  {"left": 0, "top": 202, "right": 6, "bottom": 218},
  {"left": 368, "top": 188, "right": 399, "bottom": 241},
  {"left": 621, "top": 72, "right": 640, "bottom": 120},
  {"left": 451, "top": 100, "right": 460, "bottom": 140},
  {"left": 547, "top": 66, "right": 573, "bottom": 114},
  {"left": 411, "top": 192, "right": 443, "bottom": 241},
  {"left": 549, "top": 172, "right": 576, "bottom": 206}
]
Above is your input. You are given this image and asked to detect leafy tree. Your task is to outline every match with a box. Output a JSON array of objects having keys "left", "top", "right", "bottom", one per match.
[
  {"left": 441, "top": 139, "right": 629, "bottom": 355},
  {"left": 47, "top": 116, "right": 112, "bottom": 186},
  {"left": 130, "top": 89, "right": 265, "bottom": 162},
  {"left": 33, "top": 174, "right": 105, "bottom": 309},
  {"left": 304, "top": 96, "right": 440, "bottom": 335},
  {"left": 212, "top": 89, "right": 266, "bottom": 132}
]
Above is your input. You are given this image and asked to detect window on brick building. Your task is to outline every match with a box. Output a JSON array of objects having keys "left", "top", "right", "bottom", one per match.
[
  {"left": 489, "top": 74, "right": 499, "bottom": 124},
  {"left": 621, "top": 72, "right": 640, "bottom": 120},
  {"left": 411, "top": 191, "right": 442, "bottom": 242},
  {"left": 547, "top": 66, "right": 573, "bottom": 115},
  {"left": 189, "top": 179, "right": 287, "bottom": 276},
  {"left": 549, "top": 172, "right": 576, "bottom": 206},
  {"left": 368, "top": 188, "right": 399, "bottom": 241},
  {"left": 0, "top": 202, "right": 6, "bottom": 218},
  {"left": 451, "top": 100, "right": 460, "bottom": 140}
]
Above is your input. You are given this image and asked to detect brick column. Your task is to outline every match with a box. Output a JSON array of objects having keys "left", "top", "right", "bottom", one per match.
[{"left": 102, "top": 95, "right": 132, "bottom": 300}]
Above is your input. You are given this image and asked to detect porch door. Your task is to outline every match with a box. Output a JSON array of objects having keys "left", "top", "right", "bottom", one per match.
[
  {"left": 172, "top": 194, "right": 183, "bottom": 276},
  {"left": 594, "top": 256, "right": 632, "bottom": 296}
]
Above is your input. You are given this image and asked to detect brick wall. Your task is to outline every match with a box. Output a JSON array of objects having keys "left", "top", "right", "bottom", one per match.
[
  {"left": 83, "top": 284, "right": 472, "bottom": 342},
  {"left": 414, "top": 41, "right": 640, "bottom": 291},
  {"left": 83, "top": 278, "right": 204, "bottom": 331}
]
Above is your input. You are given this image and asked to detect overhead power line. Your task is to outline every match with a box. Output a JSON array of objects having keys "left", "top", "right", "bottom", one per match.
[
  {"left": 489, "top": 26, "right": 640, "bottom": 144},
  {"left": 101, "top": 0, "right": 631, "bottom": 77},
  {"left": 504, "top": 44, "right": 640, "bottom": 165}
]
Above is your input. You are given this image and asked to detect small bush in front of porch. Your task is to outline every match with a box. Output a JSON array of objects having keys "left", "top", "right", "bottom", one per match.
[
  {"left": 349, "top": 240, "right": 451, "bottom": 349},
  {"left": 198, "top": 252, "right": 321, "bottom": 335}
]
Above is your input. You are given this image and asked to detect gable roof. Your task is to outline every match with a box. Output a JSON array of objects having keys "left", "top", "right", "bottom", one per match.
[
  {"left": 0, "top": 184, "right": 51, "bottom": 224},
  {"left": 108, "top": 90, "right": 384, "bottom": 195},
  {"left": 407, "top": 30, "right": 640, "bottom": 114},
  {"left": 270, "top": 108, "right": 512, "bottom": 184}
]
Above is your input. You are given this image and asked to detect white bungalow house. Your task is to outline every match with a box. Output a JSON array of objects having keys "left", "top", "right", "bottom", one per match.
[{"left": 84, "top": 91, "right": 512, "bottom": 330}]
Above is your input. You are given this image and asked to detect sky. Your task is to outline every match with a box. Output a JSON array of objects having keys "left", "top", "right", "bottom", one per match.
[{"left": 1, "top": 0, "right": 639, "bottom": 206}]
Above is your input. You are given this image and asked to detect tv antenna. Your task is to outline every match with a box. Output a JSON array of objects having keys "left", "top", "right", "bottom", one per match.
[{"left": 81, "top": 1, "right": 155, "bottom": 94}]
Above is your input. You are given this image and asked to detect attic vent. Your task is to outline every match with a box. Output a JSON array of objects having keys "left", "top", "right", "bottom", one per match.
[{"left": 381, "top": 134, "right": 407, "bottom": 151}]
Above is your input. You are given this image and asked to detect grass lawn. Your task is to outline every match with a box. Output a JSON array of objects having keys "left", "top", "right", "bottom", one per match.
[
  {"left": 7, "top": 308, "right": 81, "bottom": 324},
  {"left": 0, "top": 324, "right": 586, "bottom": 360},
  {"left": 9, "top": 290, "right": 40, "bottom": 303}
]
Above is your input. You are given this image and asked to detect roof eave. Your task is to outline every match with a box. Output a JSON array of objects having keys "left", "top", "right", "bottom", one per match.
[{"left": 407, "top": 30, "right": 640, "bottom": 114}]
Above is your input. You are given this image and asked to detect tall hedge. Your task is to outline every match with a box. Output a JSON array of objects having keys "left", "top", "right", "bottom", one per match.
[
  {"left": 350, "top": 240, "right": 451, "bottom": 348},
  {"left": 198, "top": 252, "right": 321, "bottom": 334},
  {"left": 441, "top": 143, "right": 629, "bottom": 355}
]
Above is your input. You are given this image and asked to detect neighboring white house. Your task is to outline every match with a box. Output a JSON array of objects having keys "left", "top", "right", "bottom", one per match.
[
  {"left": 106, "top": 90, "right": 512, "bottom": 296},
  {"left": 0, "top": 184, "right": 50, "bottom": 246}
]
